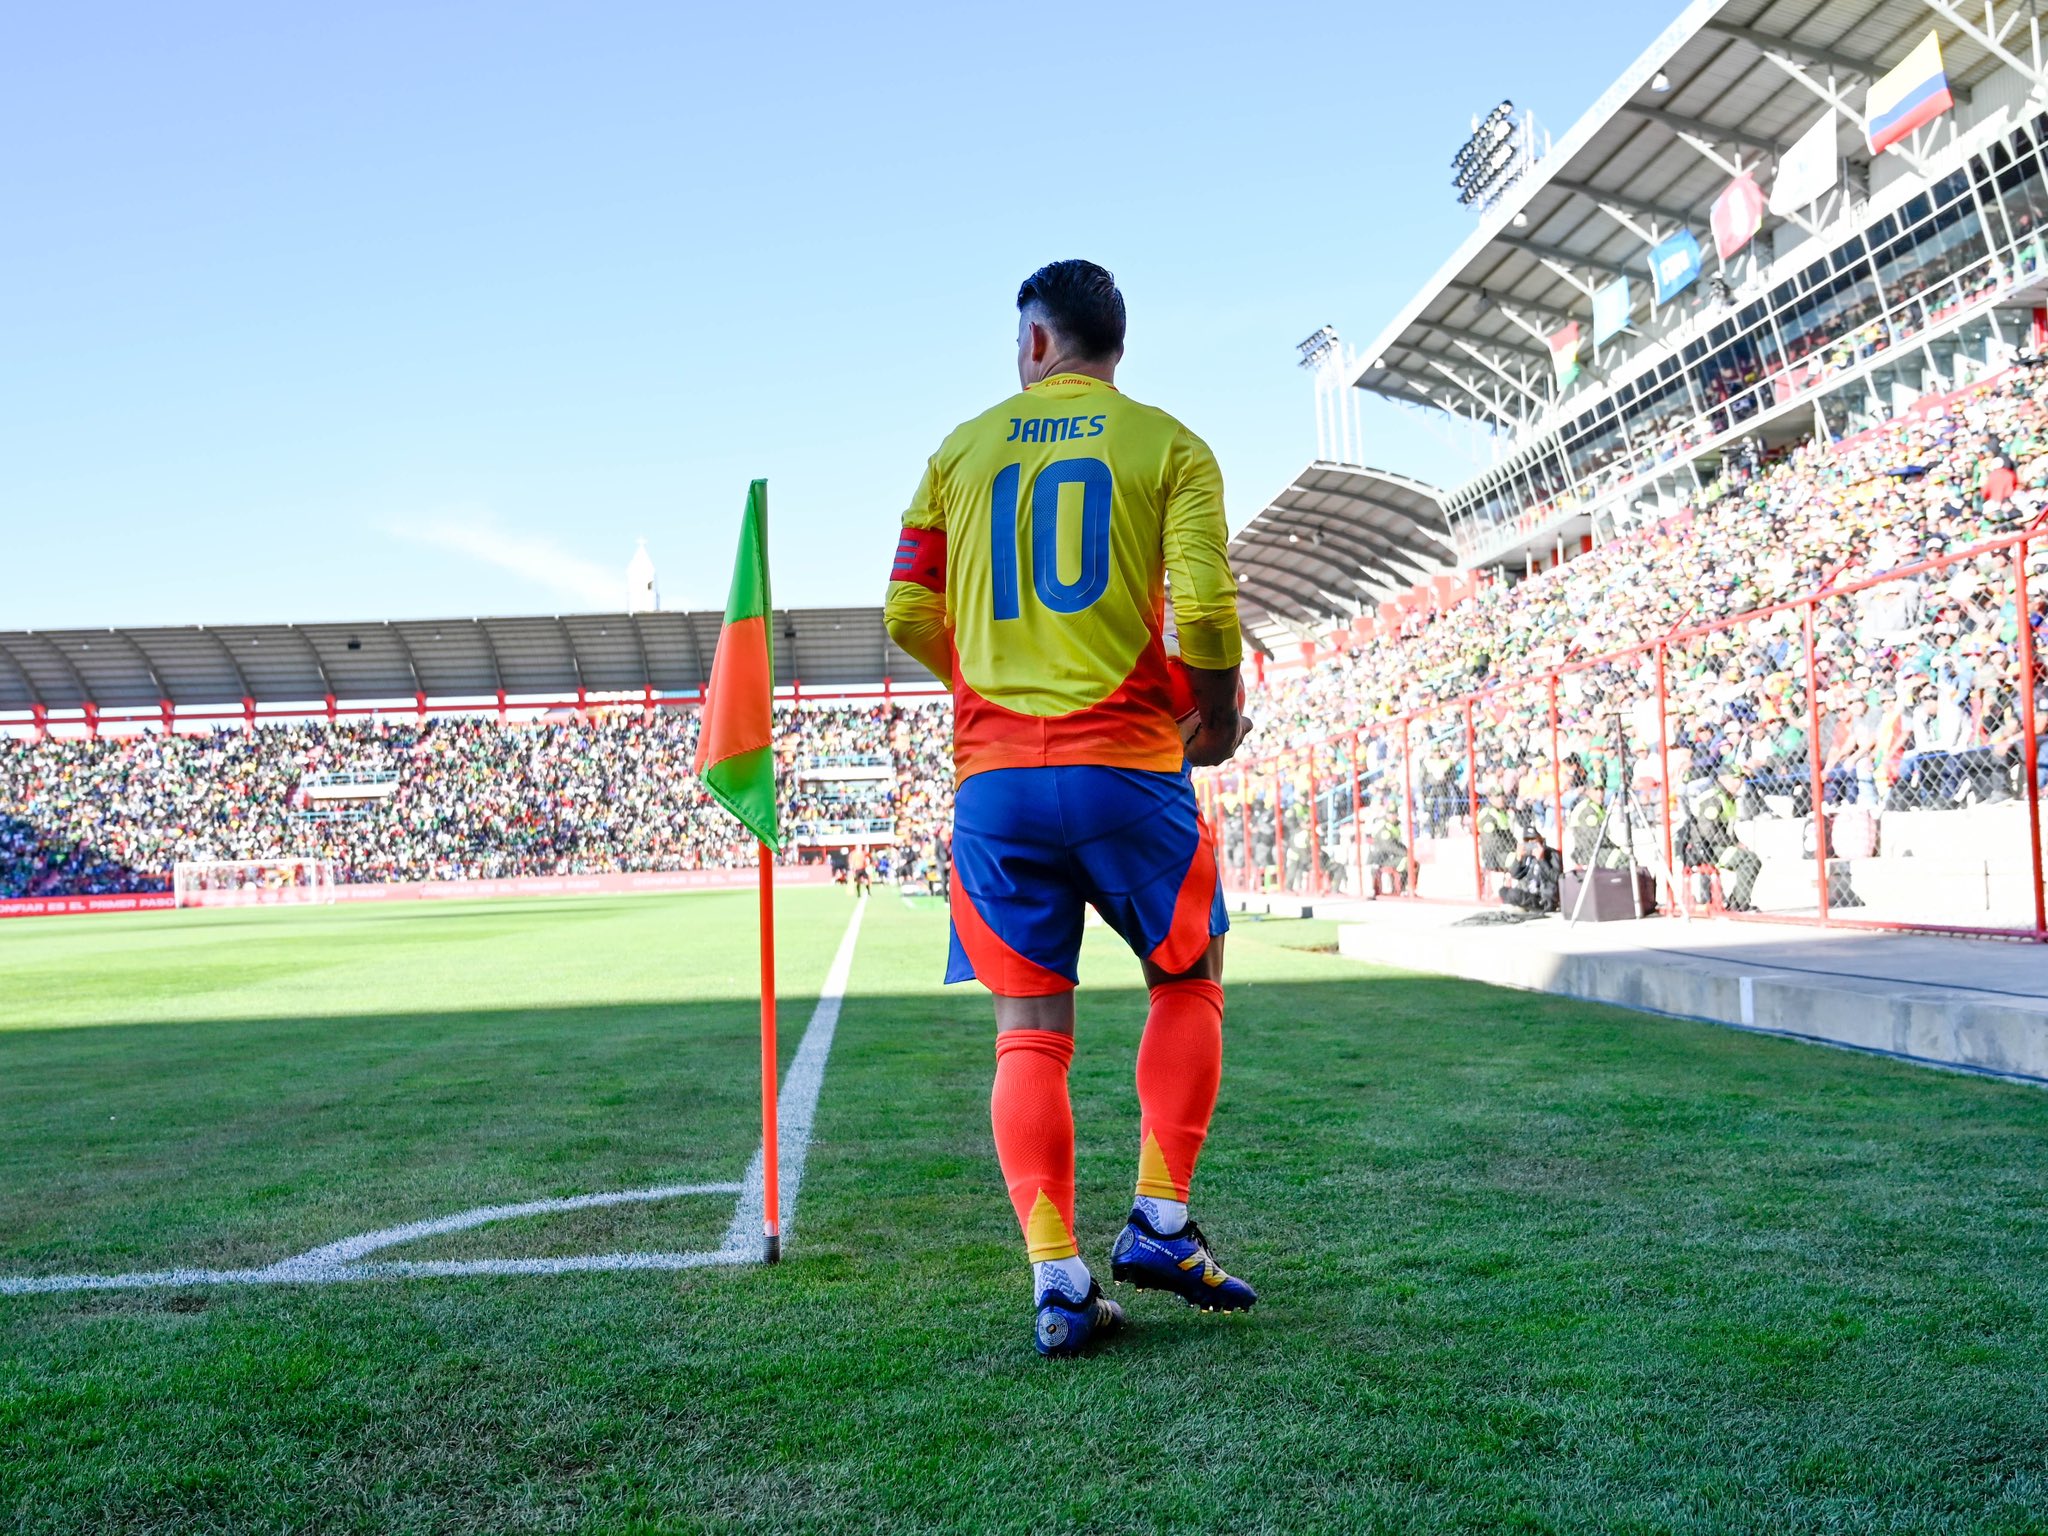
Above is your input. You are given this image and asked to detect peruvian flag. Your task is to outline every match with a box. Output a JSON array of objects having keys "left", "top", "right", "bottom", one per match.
[{"left": 1712, "top": 173, "right": 1767, "bottom": 261}]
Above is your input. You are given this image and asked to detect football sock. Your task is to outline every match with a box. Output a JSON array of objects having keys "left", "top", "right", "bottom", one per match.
[
  {"left": 1134, "top": 978, "right": 1224, "bottom": 1225},
  {"left": 992, "top": 1029, "right": 1086, "bottom": 1296},
  {"left": 1133, "top": 1194, "right": 1189, "bottom": 1237},
  {"left": 1032, "top": 1254, "right": 1093, "bottom": 1304}
]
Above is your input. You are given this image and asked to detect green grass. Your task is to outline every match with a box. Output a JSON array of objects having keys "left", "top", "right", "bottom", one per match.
[{"left": 4, "top": 891, "right": 2048, "bottom": 1533}]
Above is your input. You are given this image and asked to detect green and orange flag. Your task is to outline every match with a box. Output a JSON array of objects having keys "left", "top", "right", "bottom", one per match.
[{"left": 693, "top": 480, "right": 779, "bottom": 849}]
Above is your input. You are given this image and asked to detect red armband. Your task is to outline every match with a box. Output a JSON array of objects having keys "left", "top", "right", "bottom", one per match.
[{"left": 890, "top": 526, "right": 946, "bottom": 593}]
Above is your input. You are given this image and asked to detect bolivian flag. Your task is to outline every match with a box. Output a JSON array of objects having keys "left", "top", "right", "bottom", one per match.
[
  {"left": 693, "top": 480, "right": 780, "bottom": 849},
  {"left": 1549, "top": 321, "right": 1582, "bottom": 389}
]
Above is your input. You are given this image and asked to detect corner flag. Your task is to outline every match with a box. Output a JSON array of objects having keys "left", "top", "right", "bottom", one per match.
[
  {"left": 693, "top": 479, "right": 780, "bottom": 849},
  {"left": 694, "top": 479, "right": 785, "bottom": 1262}
]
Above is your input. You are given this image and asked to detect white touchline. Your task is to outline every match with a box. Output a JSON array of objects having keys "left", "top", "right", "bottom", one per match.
[
  {"left": 0, "top": 1184, "right": 747, "bottom": 1296},
  {"left": 0, "top": 900, "right": 869, "bottom": 1297},
  {"left": 716, "top": 895, "right": 866, "bottom": 1260}
]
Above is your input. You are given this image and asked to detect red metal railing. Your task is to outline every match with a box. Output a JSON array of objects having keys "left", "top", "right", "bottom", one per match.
[
  {"left": 0, "top": 683, "right": 950, "bottom": 740},
  {"left": 1205, "top": 527, "right": 2048, "bottom": 941}
]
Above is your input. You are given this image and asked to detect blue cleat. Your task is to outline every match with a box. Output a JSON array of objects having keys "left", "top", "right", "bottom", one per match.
[
  {"left": 1035, "top": 1278, "right": 1125, "bottom": 1358},
  {"left": 1110, "top": 1209, "right": 1258, "bottom": 1313}
]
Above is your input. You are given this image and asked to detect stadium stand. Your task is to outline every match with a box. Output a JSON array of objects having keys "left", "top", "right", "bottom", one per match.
[
  {"left": 1204, "top": 364, "right": 2039, "bottom": 937},
  {"left": 1, "top": 702, "right": 954, "bottom": 897},
  {"left": 1211, "top": 0, "right": 2048, "bottom": 941},
  {"left": 1244, "top": 370, "right": 2048, "bottom": 751},
  {"left": 1209, "top": 369, "right": 2047, "bottom": 935}
]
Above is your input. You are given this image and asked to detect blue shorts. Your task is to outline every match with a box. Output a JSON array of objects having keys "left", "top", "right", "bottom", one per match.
[{"left": 947, "top": 765, "right": 1228, "bottom": 996}]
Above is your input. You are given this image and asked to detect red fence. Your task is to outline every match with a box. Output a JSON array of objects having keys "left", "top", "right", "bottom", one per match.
[
  {"left": 1, "top": 683, "right": 950, "bottom": 740},
  {"left": 1200, "top": 527, "right": 2048, "bottom": 941}
]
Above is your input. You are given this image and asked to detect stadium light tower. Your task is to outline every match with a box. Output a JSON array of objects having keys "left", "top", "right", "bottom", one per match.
[
  {"left": 1296, "top": 325, "right": 1363, "bottom": 466},
  {"left": 1450, "top": 99, "right": 1548, "bottom": 214}
]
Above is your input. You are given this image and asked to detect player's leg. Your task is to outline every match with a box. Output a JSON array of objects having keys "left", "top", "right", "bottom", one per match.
[
  {"left": 1114, "top": 933, "right": 1254, "bottom": 1313},
  {"left": 1060, "top": 766, "right": 1257, "bottom": 1314},
  {"left": 1133, "top": 934, "right": 1226, "bottom": 1242},
  {"left": 948, "top": 768, "right": 1123, "bottom": 1357},
  {"left": 990, "top": 990, "right": 1082, "bottom": 1299}
]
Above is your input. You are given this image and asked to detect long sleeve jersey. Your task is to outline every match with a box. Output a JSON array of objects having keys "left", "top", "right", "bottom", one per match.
[{"left": 884, "top": 372, "right": 1241, "bottom": 783}]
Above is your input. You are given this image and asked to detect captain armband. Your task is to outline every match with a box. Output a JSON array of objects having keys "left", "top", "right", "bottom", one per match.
[{"left": 890, "top": 526, "right": 946, "bottom": 593}]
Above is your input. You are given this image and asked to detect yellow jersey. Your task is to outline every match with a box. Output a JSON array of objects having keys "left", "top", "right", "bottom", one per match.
[{"left": 885, "top": 372, "right": 1240, "bottom": 782}]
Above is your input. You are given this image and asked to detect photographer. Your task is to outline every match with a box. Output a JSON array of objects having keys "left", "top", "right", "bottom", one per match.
[{"left": 1498, "top": 828, "right": 1563, "bottom": 913}]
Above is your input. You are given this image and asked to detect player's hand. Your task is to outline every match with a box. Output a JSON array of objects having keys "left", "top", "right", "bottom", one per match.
[
  {"left": 1183, "top": 709, "right": 1249, "bottom": 767},
  {"left": 1175, "top": 662, "right": 1250, "bottom": 767}
]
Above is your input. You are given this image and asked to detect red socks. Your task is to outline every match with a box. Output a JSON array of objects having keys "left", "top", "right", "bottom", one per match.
[
  {"left": 1134, "top": 979, "right": 1225, "bottom": 1202},
  {"left": 992, "top": 981, "right": 1225, "bottom": 1268},
  {"left": 991, "top": 1029, "right": 1077, "bottom": 1262}
]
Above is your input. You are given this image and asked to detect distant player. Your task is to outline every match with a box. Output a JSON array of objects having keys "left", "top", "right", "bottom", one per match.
[{"left": 885, "top": 259, "right": 1254, "bottom": 1358}]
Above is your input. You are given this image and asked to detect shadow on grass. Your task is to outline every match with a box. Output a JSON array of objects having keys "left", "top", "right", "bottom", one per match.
[
  {"left": 0, "top": 992, "right": 795, "bottom": 1280},
  {"left": 5, "top": 965, "right": 2048, "bottom": 1532}
]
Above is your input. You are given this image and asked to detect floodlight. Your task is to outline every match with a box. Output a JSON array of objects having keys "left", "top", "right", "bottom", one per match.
[
  {"left": 1451, "top": 100, "right": 1533, "bottom": 211},
  {"left": 1295, "top": 325, "right": 1340, "bottom": 369}
]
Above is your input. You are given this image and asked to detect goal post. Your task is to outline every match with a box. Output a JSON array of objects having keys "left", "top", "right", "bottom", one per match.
[{"left": 172, "top": 859, "right": 340, "bottom": 909}]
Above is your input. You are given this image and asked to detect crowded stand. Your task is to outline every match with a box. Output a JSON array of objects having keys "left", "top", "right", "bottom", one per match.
[
  {"left": 1251, "top": 372, "right": 2048, "bottom": 754},
  {"left": 1216, "top": 368, "right": 2047, "bottom": 929},
  {"left": 1, "top": 701, "right": 953, "bottom": 898}
]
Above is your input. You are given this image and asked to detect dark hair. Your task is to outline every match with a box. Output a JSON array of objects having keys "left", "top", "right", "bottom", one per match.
[{"left": 1017, "top": 259, "right": 1126, "bottom": 360}]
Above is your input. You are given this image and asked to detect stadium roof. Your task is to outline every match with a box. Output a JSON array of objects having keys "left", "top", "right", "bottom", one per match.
[
  {"left": 0, "top": 608, "right": 929, "bottom": 712},
  {"left": 1229, "top": 463, "right": 1456, "bottom": 648},
  {"left": 1354, "top": 0, "right": 2023, "bottom": 429}
]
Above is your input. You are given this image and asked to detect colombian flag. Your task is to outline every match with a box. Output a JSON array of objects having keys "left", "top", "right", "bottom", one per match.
[
  {"left": 1867, "top": 32, "right": 1954, "bottom": 155},
  {"left": 692, "top": 480, "right": 780, "bottom": 849}
]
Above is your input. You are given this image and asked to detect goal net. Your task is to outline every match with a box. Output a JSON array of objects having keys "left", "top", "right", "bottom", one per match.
[{"left": 172, "top": 859, "right": 340, "bottom": 909}]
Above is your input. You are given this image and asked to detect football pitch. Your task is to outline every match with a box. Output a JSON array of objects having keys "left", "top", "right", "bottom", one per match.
[{"left": 3, "top": 891, "right": 2047, "bottom": 1534}]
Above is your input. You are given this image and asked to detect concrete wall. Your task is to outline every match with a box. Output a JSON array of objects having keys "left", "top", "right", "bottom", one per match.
[{"left": 1335, "top": 919, "right": 2048, "bottom": 1083}]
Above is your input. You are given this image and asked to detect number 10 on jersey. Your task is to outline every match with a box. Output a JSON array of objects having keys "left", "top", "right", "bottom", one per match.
[{"left": 990, "top": 456, "right": 1112, "bottom": 619}]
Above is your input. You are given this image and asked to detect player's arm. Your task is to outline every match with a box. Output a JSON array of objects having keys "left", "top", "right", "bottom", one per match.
[
  {"left": 884, "top": 453, "right": 952, "bottom": 686},
  {"left": 1163, "top": 426, "right": 1244, "bottom": 767}
]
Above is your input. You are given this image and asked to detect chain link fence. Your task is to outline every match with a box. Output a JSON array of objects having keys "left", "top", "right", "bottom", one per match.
[{"left": 1208, "top": 529, "right": 2047, "bottom": 939}]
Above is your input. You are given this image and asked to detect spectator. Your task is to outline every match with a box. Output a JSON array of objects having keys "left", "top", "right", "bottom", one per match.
[{"left": 1678, "top": 774, "right": 1762, "bottom": 912}]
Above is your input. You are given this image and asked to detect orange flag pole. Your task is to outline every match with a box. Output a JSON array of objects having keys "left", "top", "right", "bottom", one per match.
[
  {"left": 758, "top": 838, "right": 780, "bottom": 1263},
  {"left": 694, "top": 480, "right": 780, "bottom": 1264}
]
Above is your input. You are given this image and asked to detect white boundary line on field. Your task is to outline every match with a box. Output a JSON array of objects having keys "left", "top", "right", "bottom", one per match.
[
  {"left": 0, "top": 900, "right": 868, "bottom": 1296},
  {"left": 714, "top": 895, "right": 864, "bottom": 1261}
]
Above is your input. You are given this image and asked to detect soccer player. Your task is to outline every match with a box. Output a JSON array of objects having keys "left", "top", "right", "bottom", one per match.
[{"left": 884, "top": 259, "right": 1255, "bottom": 1358}]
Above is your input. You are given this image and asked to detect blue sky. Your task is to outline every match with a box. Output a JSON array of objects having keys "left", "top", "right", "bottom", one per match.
[{"left": 4, "top": 0, "right": 1655, "bottom": 630}]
